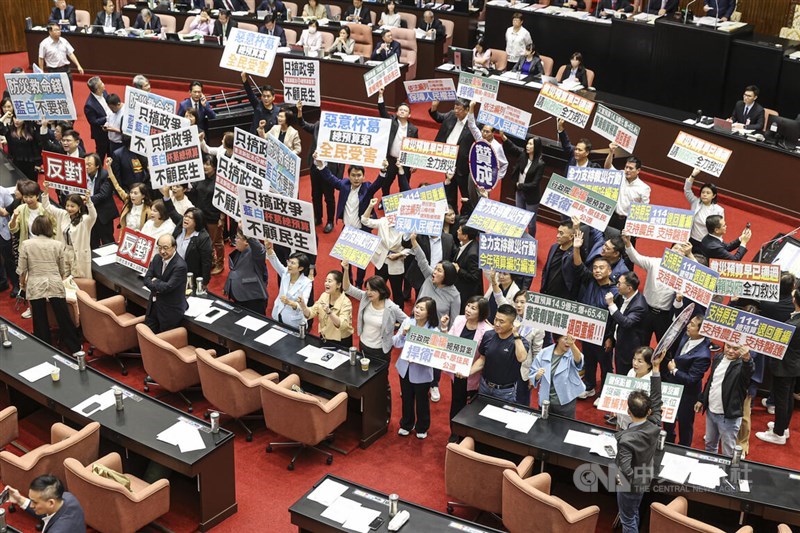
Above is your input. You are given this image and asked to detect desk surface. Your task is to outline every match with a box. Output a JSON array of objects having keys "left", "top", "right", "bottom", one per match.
[
  {"left": 0, "top": 316, "right": 237, "bottom": 530},
  {"left": 453, "top": 395, "right": 800, "bottom": 523},
  {"left": 289, "top": 474, "right": 504, "bottom": 533}
]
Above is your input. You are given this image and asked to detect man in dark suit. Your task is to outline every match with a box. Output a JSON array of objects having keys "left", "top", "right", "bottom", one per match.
[
  {"left": 700, "top": 215, "right": 751, "bottom": 261},
  {"left": 403, "top": 230, "right": 455, "bottom": 301},
  {"left": 177, "top": 81, "right": 217, "bottom": 137},
  {"left": 703, "top": 0, "right": 735, "bottom": 21},
  {"left": 84, "top": 76, "right": 110, "bottom": 161},
  {"left": 429, "top": 99, "right": 473, "bottom": 214},
  {"left": 756, "top": 288, "right": 800, "bottom": 446},
  {"left": 297, "top": 101, "right": 338, "bottom": 233},
  {"left": 377, "top": 87, "right": 418, "bottom": 195},
  {"left": 256, "top": 0, "right": 287, "bottom": 19},
  {"left": 646, "top": 0, "right": 679, "bottom": 15},
  {"left": 86, "top": 154, "right": 118, "bottom": 248},
  {"left": 730, "top": 85, "right": 765, "bottom": 130},
  {"left": 344, "top": 0, "right": 373, "bottom": 25},
  {"left": 8, "top": 475, "right": 85, "bottom": 532},
  {"left": 452, "top": 222, "right": 482, "bottom": 312},
  {"left": 94, "top": 0, "right": 125, "bottom": 30},
  {"left": 540, "top": 220, "right": 579, "bottom": 300},
  {"left": 557, "top": 118, "right": 599, "bottom": 172},
  {"left": 218, "top": 0, "right": 251, "bottom": 11},
  {"left": 259, "top": 16, "right": 287, "bottom": 46},
  {"left": 371, "top": 30, "right": 401, "bottom": 61},
  {"left": 144, "top": 235, "right": 189, "bottom": 334},
  {"left": 213, "top": 9, "right": 239, "bottom": 40},
  {"left": 662, "top": 315, "right": 711, "bottom": 446},
  {"left": 605, "top": 272, "right": 648, "bottom": 377},
  {"left": 418, "top": 10, "right": 446, "bottom": 40},
  {"left": 614, "top": 352, "right": 665, "bottom": 533},
  {"left": 49, "top": 0, "right": 77, "bottom": 26},
  {"left": 133, "top": 9, "right": 162, "bottom": 34},
  {"left": 111, "top": 138, "right": 149, "bottom": 192},
  {"left": 595, "top": 0, "right": 633, "bottom": 16},
  {"left": 224, "top": 232, "right": 268, "bottom": 314}
]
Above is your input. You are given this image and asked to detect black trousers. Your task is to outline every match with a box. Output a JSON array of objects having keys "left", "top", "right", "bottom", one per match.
[
  {"left": 663, "top": 393, "right": 698, "bottom": 446},
  {"left": 773, "top": 375, "right": 796, "bottom": 435},
  {"left": 234, "top": 298, "right": 267, "bottom": 315},
  {"left": 90, "top": 220, "right": 116, "bottom": 249},
  {"left": 309, "top": 165, "right": 335, "bottom": 225},
  {"left": 12, "top": 160, "right": 37, "bottom": 182},
  {"left": 0, "top": 238, "right": 18, "bottom": 289},
  {"left": 46, "top": 65, "right": 72, "bottom": 93},
  {"left": 376, "top": 265, "right": 403, "bottom": 309},
  {"left": 93, "top": 135, "right": 110, "bottom": 163},
  {"left": 380, "top": 156, "right": 410, "bottom": 196},
  {"left": 583, "top": 343, "right": 612, "bottom": 391},
  {"left": 30, "top": 297, "right": 81, "bottom": 353},
  {"left": 399, "top": 372, "right": 430, "bottom": 433},
  {"left": 144, "top": 309, "right": 182, "bottom": 334},
  {"left": 615, "top": 350, "right": 633, "bottom": 378},
  {"left": 644, "top": 307, "right": 673, "bottom": 347},
  {"left": 445, "top": 171, "right": 470, "bottom": 215},
  {"left": 449, "top": 377, "right": 478, "bottom": 436}
]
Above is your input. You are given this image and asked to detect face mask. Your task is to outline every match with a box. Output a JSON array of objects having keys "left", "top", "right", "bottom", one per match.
[{"left": 308, "top": 28, "right": 316, "bottom": 34}]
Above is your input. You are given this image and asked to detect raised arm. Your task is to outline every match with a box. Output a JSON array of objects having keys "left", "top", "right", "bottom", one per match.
[{"left": 411, "top": 234, "right": 434, "bottom": 278}]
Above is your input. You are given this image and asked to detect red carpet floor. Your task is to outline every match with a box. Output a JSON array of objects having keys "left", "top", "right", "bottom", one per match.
[{"left": 1, "top": 51, "right": 799, "bottom": 532}]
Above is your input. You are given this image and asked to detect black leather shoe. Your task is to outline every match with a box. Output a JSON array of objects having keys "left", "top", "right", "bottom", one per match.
[{"left": 323, "top": 223, "right": 333, "bottom": 234}]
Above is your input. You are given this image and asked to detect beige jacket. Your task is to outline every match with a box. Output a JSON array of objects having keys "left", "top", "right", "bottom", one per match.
[
  {"left": 17, "top": 236, "right": 68, "bottom": 301},
  {"left": 267, "top": 125, "right": 302, "bottom": 156},
  {"left": 42, "top": 194, "right": 97, "bottom": 279}
]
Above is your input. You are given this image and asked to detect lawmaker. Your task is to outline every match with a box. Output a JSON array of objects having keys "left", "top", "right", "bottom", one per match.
[{"left": 729, "top": 85, "right": 765, "bottom": 131}]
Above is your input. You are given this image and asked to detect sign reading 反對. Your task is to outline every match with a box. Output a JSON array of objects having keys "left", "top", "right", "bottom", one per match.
[
  {"left": 42, "top": 151, "right": 87, "bottom": 195},
  {"left": 116, "top": 228, "right": 156, "bottom": 275}
]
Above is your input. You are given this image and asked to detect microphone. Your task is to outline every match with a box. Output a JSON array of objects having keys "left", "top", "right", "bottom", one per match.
[
  {"left": 714, "top": 0, "right": 719, "bottom": 28},
  {"left": 756, "top": 224, "right": 800, "bottom": 264},
  {"left": 683, "top": 0, "right": 696, "bottom": 23}
]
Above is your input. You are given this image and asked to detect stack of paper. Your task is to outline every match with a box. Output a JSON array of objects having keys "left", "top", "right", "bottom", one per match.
[
  {"left": 688, "top": 463, "right": 727, "bottom": 489},
  {"left": 308, "top": 479, "right": 349, "bottom": 506},
  {"left": 563, "top": 429, "right": 617, "bottom": 457},
  {"left": 20, "top": 362, "right": 58, "bottom": 383},
  {"left": 157, "top": 420, "right": 206, "bottom": 453},
  {"left": 254, "top": 328, "right": 288, "bottom": 346},
  {"left": 298, "top": 345, "right": 348, "bottom": 370},
  {"left": 92, "top": 255, "right": 117, "bottom": 266},
  {"left": 235, "top": 315, "right": 269, "bottom": 333},
  {"left": 479, "top": 404, "right": 538, "bottom": 433},
  {"left": 319, "top": 496, "right": 382, "bottom": 533},
  {"left": 185, "top": 297, "right": 214, "bottom": 318},
  {"left": 72, "top": 388, "right": 117, "bottom": 417}
]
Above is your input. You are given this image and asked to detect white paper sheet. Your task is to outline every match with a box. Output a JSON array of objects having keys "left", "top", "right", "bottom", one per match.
[
  {"left": 94, "top": 244, "right": 119, "bottom": 257},
  {"left": 342, "top": 506, "right": 382, "bottom": 533},
  {"left": 688, "top": 463, "right": 727, "bottom": 489},
  {"left": 157, "top": 421, "right": 206, "bottom": 453},
  {"left": 235, "top": 315, "right": 269, "bottom": 333},
  {"left": 20, "top": 362, "right": 58, "bottom": 383},
  {"left": 298, "top": 345, "right": 327, "bottom": 359},
  {"left": 305, "top": 350, "right": 349, "bottom": 370},
  {"left": 659, "top": 462, "right": 690, "bottom": 484},
  {"left": 589, "top": 433, "right": 618, "bottom": 458},
  {"left": 308, "top": 479, "right": 349, "bottom": 506},
  {"left": 478, "top": 404, "right": 515, "bottom": 425},
  {"left": 185, "top": 297, "right": 214, "bottom": 317},
  {"left": 254, "top": 328, "right": 288, "bottom": 346},
  {"left": 564, "top": 429, "right": 595, "bottom": 448},
  {"left": 505, "top": 411, "right": 537, "bottom": 433},
  {"left": 72, "top": 388, "right": 117, "bottom": 417},
  {"left": 92, "top": 254, "right": 117, "bottom": 266},
  {"left": 320, "top": 497, "right": 362, "bottom": 524},
  {"left": 195, "top": 307, "right": 228, "bottom": 324}
]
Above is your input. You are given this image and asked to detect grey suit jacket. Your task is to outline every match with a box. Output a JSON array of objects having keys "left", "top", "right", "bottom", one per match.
[{"left": 224, "top": 237, "right": 268, "bottom": 302}]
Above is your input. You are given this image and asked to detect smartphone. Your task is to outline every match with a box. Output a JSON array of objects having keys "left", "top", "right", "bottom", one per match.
[
  {"left": 604, "top": 445, "right": 616, "bottom": 458},
  {"left": 746, "top": 222, "right": 751, "bottom": 229},
  {"left": 369, "top": 517, "right": 384, "bottom": 530},
  {"left": 0, "top": 487, "right": 9, "bottom": 505},
  {"left": 322, "top": 352, "right": 334, "bottom": 362}
]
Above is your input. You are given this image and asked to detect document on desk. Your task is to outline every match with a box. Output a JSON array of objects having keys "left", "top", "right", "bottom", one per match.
[
  {"left": 20, "top": 362, "right": 58, "bottom": 383},
  {"left": 298, "top": 345, "right": 327, "bottom": 359},
  {"left": 235, "top": 315, "right": 269, "bottom": 333},
  {"left": 92, "top": 254, "right": 118, "bottom": 266},
  {"left": 589, "top": 433, "right": 617, "bottom": 458},
  {"left": 308, "top": 478, "right": 349, "bottom": 506},
  {"left": 479, "top": 404, "right": 515, "bottom": 425},
  {"left": 72, "top": 388, "right": 117, "bottom": 417},
  {"left": 157, "top": 420, "right": 206, "bottom": 453},
  {"left": 94, "top": 243, "right": 119, "bottom": 257},
  {"left": 342, "top": 506, "right": 382, "bottom": 533},
  {"left": 564, "top": 429, "right": 596, "bottom": 449},
  {"left": 195, "top": 307, "right": 228, "bottom": 324},
  {"left": 254, "top": 327, "right": 288, "bottom": 346},
  {"left": 305, "top": 350, "right": 349, "bottom": 370},
  {"left": 688, "top": 463, "right": 727, "bottom": 489},
  {"left": 185, "top": 297, "right": 214, "bottom": 318},
  {"left": 505, "top": 411, "right": 537, "bottom": 433},
  {"left": 320, "top": 496, "right": 362, "bottom": 524}
]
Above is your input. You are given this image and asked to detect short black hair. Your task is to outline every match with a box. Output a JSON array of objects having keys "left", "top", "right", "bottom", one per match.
[
  {"left": 62, "top": 129, "right": 79, "bottom": 140},
  {"left": 218, "top": 8, "right": 231, "bottom": 16},
  {"left": 260, "top": 84, "right": 275, "bottom": 97},
  {"left": 744, "top": 85, "right": 760, "bottom": 97},
  {"left": 465, "top": 295, "right": 489, "bottom": 322},
  {"left": 779, "top": 272, "right": 797, "bottom": 298},
  {"left": 289, "top": 252, "right": 311, "bottom": 274},
  {"left": 705, "top": 214, "right": 724, "bottom": 234},
  {"left": 559, "top": 220, "right": 574, "bottom": 231},
  {"left": 626, "top": 156, "right": 642, "bottom": 169},
  {"left": 415, "top": 296, "right": 440, "bottom": 329},
  {"left": 627, "top": 390, "right": 650, "bottom": 418},
  {"left": 184, "top": 207, "right": 206, "bottom": 229},
  {"left": 365, "top": 275, "right": 391, "bottom": 300},
  {"left": 699, "top": 182, "right": 718, "bottom": 204},
  {"left": 620, "top": 271, "right": 640, "bottom": 291},
  {"left": 496, "top": 303, "right": 517, "bottom": 321},
  {"left": 453, "top": 99, "right": 469, "bottom": 110},
  {"left": 606, "top": 236, "right": 624, "bottom": 257},
  {"left": 439, "top": 260, "right": 458, "bottom": 287},
  {"left": 512, "top": 11, "right": 524, "bottom": 20},
  {"left": 18, "top": 179, "right": 40, "bottom": 197},
  {"left": 576, "top": 138, "right": 592, "bottom": 152},
  {"left": 106, "top": 93, "right": 121, "bottom": 106},
  {"left": 592, "top": 257, "right": 611, "bottom": 269},
  {"left": 29, "top": 475, "right": 64, "bottom": 501},
  {"left": 190, "top": 81, "right": 203, "bottom": 91},
  {"left": 458, "top": 221, "right": 479, "bottom": 240},
  {"left": 348, "top": 165, "right": 365, "bottom": 176}
]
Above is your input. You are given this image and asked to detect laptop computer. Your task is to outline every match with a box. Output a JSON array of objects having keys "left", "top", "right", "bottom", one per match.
[
  {"left": 452, "top": 0, "right": 470, "bottom": 13},
  {"left": 713, "top": 117, "right": 732, "bottom": 133}
]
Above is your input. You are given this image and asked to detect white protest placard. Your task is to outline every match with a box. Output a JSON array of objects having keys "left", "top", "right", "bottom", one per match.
[
  {"left": 363, "top": 55, "right": 401, "bottom": 97},
  {"left": 398, "top": 138, "right": 458, "bottom": 174},
  {"left": 534, "top": 82, "right": 595, "bottom": 128},
  {"left": 566, "top": 166, "right": 623, "bottom": 203},
  {"left": 667, "top": 131, "right": 732, "bottom": 178},
  {"left": 317, "top": 111, "right": 391, "bottom": 169},
  {"left": 541, "top": 174, "right": 617, "bottom": 232},
  {"left": 232, "top": 126, "right": 268, "bottom": 177},
  {"left": 282, "top": 58, "right": 321, "bottom": 106},
  {"left": 624, "top": 204, "right": 695, "bottom": 244},
  {"left": 656, "top": 248, "right": 719, "bottom": 307},
  {"left": 591, "top": 104, "right": 641, "bottom": 154},
  {"left": 523, "top": 292, "right": 608, "bottom": 346},
  {"left": 238, "top": 185, "right": 317, "bottom": 255},
  {"left": 146, "top": 125, "right": 204, "bottom": 189},
  {"left": 214, "top": 153, "right": 268, "bottom": 219},
  {"left": 466, "top": 198, "right": 533, "bottom": 238},
  {"left": 456, "top": 72, "right": 499, "bottom": 103},
  {"left": 400, "top": 326, "right": 477, "bottom": 376},
  {"left": 403, "top": 78, "right": 457, "bottom": 104},
  {"left": 477, "top": 100, "right": 532, "bottom": 140},
  {"left": 264, "top": 132, "right": 301, "bottom": 199},
  {"left": 395, "top": 198, "right": 447, "bottom": 236},
  {"left": 123, "top": 86, "right": 176, "bottom": 136},
  {"left": 3, "top": 72, "right": 76, "bottom": 121},
  {"left": 219, "top": 28, "right": 281, "bottom": 77},
  {"left": 702, "top": 302, "right": 796, "bottom": 360},
  {"left": 709, "top": 259, "right": 781, "bottom": 302},
  {"left": 330, "top": 226, "right": 382, "bottom": 270},
  {"left": 130, "top": 102, "right": 190, "bottom": 156},
  {"left": 598, "top": 374, "right": 683, "bottom": 424}
]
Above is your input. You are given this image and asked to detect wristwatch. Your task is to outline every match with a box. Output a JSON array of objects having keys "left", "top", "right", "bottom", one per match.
[{"left": 514, "top": 335, "right": 521, "bottom": 340}]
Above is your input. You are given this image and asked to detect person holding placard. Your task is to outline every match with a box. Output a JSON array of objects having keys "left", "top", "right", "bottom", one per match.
[
  {"left": 684, "top": 167, "right": 724, "bottom": 252},
  {"left": 605, "top": 272, "right": 647, "bottom": 378},
  {"left": 530, "top": 333, "right": 584, "bottom": 418},
  {"left": 502, "top": 132, "right": 544, "bottom": 237},
  {"left": 556, "top": 117, "right": 597, "bottom": 172},
  {"left": 604, "top": 148, "right": 651, "bottom": 233},
  {"left": 241, "top": 71, "right": 281, "bottom": 134},
  {"left": 609, "top": 347, "right": 654, "bottom": 428},
  {"left": 0, "top": 108, "right": 39, "bottom": 182},
  {"left": 377, "top": 87, "right": 418, "bottom": 195},
  {"left": 299, "top": 270, "right": 353, "bottom": 345},
  {"left": 452, "top": 221, "right": 482, "bottom": 312},
  {"left": 342, "top": 261, "right": 408, "bottom": 361},
  {"left": 297, "top": 102, "right": 336, "bottom": 234},
  {"left": 266, "top": 241, "right": 313, "bottom": 329},
  {"left": 185, "top": 155, "right": 225, "bottom": 276},
  {"left": 108, "top": 170, "right": 150, "bottom": 233},
  {"left": 540, "top": 219, "right": 578, "bottom": 301},
  {"left": 169, "top": 207, "right": 212, "bottom": 283},
  {"left": 513, "top": 290, "right": 545, "bottom": 406},
  {"left": 483, "top": 269, "right": 519, "bottom": 324},
  {"left": 393, "top": 297, "right": 443, "bottom": 439},
  {"left": 40, "top": 182, "right": 96, "bottom": 279},
  {"left": 224, "top": 229, "right": 268, "bottom": 315},
  {"left": 429, "top": 99, "right": 473, "bottom": 214},
  {"left": 262, "top": 112, "right": 301, "bottom": 156},
  {"left": 110, "top": 139, "right": 149, "bottom": 193},
  {"left": 361, "top": 196, "right": 407, "bottom": 308},
  {"left": 447, "top": 295, "right": 491, "bottom": 441}
]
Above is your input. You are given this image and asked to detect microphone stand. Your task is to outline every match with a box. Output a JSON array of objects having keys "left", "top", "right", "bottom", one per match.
[
  {"left": 683, "top": 0, "right": 695, "bottom": 23},
  {"left": 757, "top": 224, "right": 800, "bottom": 263},
  {"left": 714, "top": 0, "right": 719, "bottom": 28}
]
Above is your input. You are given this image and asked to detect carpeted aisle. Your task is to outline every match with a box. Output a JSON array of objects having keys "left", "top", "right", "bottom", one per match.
[{"left": 1, "top": 51, "right": 799, "bottom": 532}]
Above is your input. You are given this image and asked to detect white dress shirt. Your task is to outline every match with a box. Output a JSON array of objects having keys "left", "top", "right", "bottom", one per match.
[
  {"left": 625, "top": 245, "right": 675, "bottom": 311},
  {"left": 616, "top": 177, "right": 651, "bottom": 216},
  {"left": 504, "top": 26, "right": 532, "bottom": 63},
  {"left": 445, "top": 117, "right": 466, "bottom": 146},
  {"left": 38, "top": 36, "right": 74, "bottom": 68},
  {"left": 343, "top": 186, "right": 361, "bottom": 228}
]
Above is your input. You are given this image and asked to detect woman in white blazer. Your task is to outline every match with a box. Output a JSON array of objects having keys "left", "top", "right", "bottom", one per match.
[
  {"left": 262, "top": 109, "right": 302, "bottom": 156},
  {"left": 41, "top": 183, "right": 96, "bottom": 279}
]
